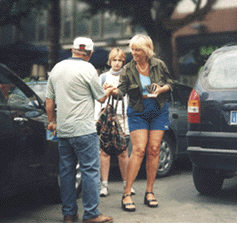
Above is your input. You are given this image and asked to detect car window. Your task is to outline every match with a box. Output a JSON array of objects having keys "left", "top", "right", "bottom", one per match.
[
  {"left": 166, "top": 92, "right": 172, "bottom": 103},
  {"left": 7, "top": 87, "right": 32, "bottom": 105},
  {"left": 177, "top": 85, "right": 192, "bottom": 106},
  {"left": 207, "top": 50, "right": 237, "bottom": 89},
  {"left": 169, "top": 85, "right": 192, "bottom": 108},
  {"left": 172, "top": 89, "right": 181, "bottom": 106},
  {"left": 0, "top": 74, "right": 39, "bottom": 108}
]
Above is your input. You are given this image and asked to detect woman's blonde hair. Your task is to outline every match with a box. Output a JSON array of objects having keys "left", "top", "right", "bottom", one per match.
[
  {"left": 129, "top": 34, "right": 155, "bottom": 59},
  {"left": 108, "top": 48, "right": 126, "bottom": 66}
]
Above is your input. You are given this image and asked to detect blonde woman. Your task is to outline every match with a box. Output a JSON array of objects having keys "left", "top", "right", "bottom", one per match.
[
  {"left": 96, "top": 48, "right": 135, "bottom": 197},
  {"left": 113, "top": 35, "right": 174, "bottom": 212}
]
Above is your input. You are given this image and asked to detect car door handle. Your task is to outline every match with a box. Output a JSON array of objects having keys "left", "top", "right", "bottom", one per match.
[{"left": 14, "top": 117, "right": 28, "bottom": 122}]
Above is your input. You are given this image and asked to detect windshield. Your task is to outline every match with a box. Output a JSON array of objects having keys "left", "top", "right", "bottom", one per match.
[
  {"left": 0, "top": 73, "right": 39, "bottom": 108},
  {"left": 207, "top": 49, "right": 237, "bottom": 89}
]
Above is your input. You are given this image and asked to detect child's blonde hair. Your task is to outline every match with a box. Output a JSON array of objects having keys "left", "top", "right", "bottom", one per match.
[{"left": 108, "top": 48, "right": 126, "bottom": 66}]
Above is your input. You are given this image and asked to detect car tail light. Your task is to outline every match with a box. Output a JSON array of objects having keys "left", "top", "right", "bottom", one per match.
[{"left": 188, "top": 89, "right": 200, "bottom": 123}]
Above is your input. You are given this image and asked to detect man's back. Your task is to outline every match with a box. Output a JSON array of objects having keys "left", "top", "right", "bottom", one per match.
[
  {"left": 46, "top": 58, "right": 105, "bottom": 137},
  {"left": 45, "top": 37, "right": 113, "bottom": 223}
]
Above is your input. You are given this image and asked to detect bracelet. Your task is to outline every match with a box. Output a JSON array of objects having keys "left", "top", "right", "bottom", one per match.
[{"left": 48, "top": 122, "right": 56, "bottom": 125}]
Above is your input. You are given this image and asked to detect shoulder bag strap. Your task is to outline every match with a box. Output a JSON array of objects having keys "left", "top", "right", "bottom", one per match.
[
  {"left": 113, "top": 92, "right": 126, "bottom": 134},
  {"left": 122, "top": 96, "right": 126, "bottom": 133},
  {"left": 113, "top": 92, "right": 121, "bottom": 115}
]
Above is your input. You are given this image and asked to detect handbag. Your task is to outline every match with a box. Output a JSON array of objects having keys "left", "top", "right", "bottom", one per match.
[{"left": 96, "top": 95, "right": 129, "bottom": 156}]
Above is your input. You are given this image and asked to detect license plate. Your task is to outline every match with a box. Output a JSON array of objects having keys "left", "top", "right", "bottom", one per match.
[{"left": 230, "top": 111, "right": 237, "bottom": 125}]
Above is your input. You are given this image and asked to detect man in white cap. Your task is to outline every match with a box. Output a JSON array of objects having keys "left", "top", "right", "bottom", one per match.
[{"left": 46, "top": 37, "right": 114, "bottom": 223}]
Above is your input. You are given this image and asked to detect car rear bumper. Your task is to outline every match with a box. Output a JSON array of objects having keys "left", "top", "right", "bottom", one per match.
[
  {"left": 187, "top": 146, "right": 237, "bottom": 172},
  {"left": 187, "top": 131, "right": 237, "bottom": 149},
  {"left": 186, "top": 131, "right": 237, "bottom": 172}
]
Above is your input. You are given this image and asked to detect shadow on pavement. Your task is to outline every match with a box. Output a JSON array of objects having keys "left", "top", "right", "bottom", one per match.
[
  {"left": 195, "top": 176, "right": 237, "bottom": 205},
  {"left": 109, "top": 156, "right": 192, "bottom": 181},
  {"left": 0, "top": 188, "right": 59, "bottom": 222}
]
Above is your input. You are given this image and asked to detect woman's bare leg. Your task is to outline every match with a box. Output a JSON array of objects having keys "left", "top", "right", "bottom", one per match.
[
  {"left": 118, "top": 148, "right": 129, "bottom": 181},
  {"left": 145, "top": 130, "right": 165, "bottom": 205},
  {"left": 100, "top": 149, "right": 111, "bottom": 182},
  {"left": 122, "top": 129, "right": 148, "bottom": 208}
]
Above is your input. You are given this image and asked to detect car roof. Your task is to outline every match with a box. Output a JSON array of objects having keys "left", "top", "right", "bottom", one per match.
[{"left": 212, "top": 44, "right": 237, "bottom": 54}]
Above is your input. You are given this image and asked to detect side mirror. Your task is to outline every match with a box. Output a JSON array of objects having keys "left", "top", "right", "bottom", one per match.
[{"left": 25, "top": 110, "right": 44, "bottom": 118}]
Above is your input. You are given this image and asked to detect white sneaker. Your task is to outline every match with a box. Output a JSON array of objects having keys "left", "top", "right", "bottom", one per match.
[
  {"left": 100, "top": 184, "right": 109, "bottom": 197},
  {"left": 131, "top": 187, "right": 136, "bottom": 195}
]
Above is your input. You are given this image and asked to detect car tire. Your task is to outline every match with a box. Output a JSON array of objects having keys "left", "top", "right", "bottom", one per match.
[
  {"left": 192, "top": 165, "right": 224, "bottom": 195},
  {"left": 52, "top": 161, "right": 82, "bottom": 202},
  {"left": 156, "top": 134, "right": 174, "bottom": 177},
  {"left": 75, "top": 162, "right": 82, "bottom": 198}
]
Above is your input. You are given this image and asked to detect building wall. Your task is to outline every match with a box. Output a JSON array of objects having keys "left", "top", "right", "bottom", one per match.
[
  {"left": 172, "top": 8, "right": 237, "bottom": 38},
  {"left": 171, "top": 7, "right": 237, "bottom": 86},
  {"left": 0, "top": 1, "right": 237, "bottom": 82}
]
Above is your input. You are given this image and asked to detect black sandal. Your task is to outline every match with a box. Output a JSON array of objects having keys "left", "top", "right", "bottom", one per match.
[
  {"left": 122, "top": 194, "right": 136, "bottom": 212},
  {"left": 144, "top": 192, "right": 158, "bottom": 208}
]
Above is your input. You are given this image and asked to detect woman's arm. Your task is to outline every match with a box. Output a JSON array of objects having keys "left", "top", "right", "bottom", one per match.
[
  {"left": 156, "top": 61, "right": 174, "bottom": 93},
  {"left": 116, "top": 67, "right": 129, "bottom": 98},
  {"left": 153, "top": 84, "right": 170, "bottom": 96}
]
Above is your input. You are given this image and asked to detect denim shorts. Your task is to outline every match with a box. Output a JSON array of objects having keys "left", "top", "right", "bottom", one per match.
[{"left": 127, "top": 99, "right": 169, "bottom": 132}]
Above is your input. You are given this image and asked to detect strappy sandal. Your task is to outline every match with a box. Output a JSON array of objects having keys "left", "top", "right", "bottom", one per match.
[
  {"left": 122, "top": 194, "right": 136, "bottom": 212},
  {"left": 144, "top": 192, "right": 158, "bottom": 208}
]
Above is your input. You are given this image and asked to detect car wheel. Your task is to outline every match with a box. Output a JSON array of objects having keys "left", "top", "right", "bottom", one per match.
[
  {"left": 192, "top": 165, "right": 224, "bottom": 195},
  {"left": 75, "top": 162, "right": 82, "bottom": 197},
  {"left": 56, "top": 161, "right": 82, "bottom": 198},
  {"left": 156, "top": 134, "right": 174, "bottom": 177}
]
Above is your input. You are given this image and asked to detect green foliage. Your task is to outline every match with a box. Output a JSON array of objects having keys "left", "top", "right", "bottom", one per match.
[
  {"left": 81, "top": 0, "right": 180, "bottom": 26},
  {"left": 81, "top": 0, "right": 217, "bottom": 34},
  {"left": 80, "top": 0, "right": 217, "bottom": 71},
  {"left": 0, "top": 0, "right": 50, "bottom": 27},
  {"left": 199, "top": 45, "right": 219, "bottom": 58},
  {"left": 22, "top": 76, "right": 32, "bottom": 83}
]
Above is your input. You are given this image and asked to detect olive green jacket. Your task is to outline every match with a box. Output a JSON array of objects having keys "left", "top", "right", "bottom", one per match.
[{"left": 117, "top": 57, "right": 174, "bottom": 112}]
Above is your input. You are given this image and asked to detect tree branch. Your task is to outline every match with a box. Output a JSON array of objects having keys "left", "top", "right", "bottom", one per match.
[
  {"left": 162, "top": 0, "right": 217, "bottom": 31},
  {"left": 0, "top": 0, "right": 16, "bottom": 23},
  {"left": 0, "top": 14, "right": 27, "bottom": 27},
  {"left": 0, "top": 0, "right": 49, "bottom": 27},
  {"left": 194, "top": 0, "right": 202, "bottom": 14}
]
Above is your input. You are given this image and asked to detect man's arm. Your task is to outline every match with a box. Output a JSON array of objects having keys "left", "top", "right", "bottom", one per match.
[
  {"left": 97, "top": 87, "right": 115, "bottom": 103},
  {"left": 46, "top": 98, "right": 57, "bottom": 135}
]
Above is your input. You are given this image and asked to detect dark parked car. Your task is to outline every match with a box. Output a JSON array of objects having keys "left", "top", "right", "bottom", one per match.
[
  {"left": 156, "top": 82, "right": 192, "bottom": 176},
  {"left": 28, "top": 80, "right": 192, "bottom": 177},
  {"left": 0, "top": 64, "right": 81, "bottom": 200},
  {"left": 186, "top": 44, "right": 237, "bottom": 195}
]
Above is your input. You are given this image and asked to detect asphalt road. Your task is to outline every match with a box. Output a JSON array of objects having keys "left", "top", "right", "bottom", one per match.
[{"left": 0, "top": 159, "right": 237, "bottom": 223}]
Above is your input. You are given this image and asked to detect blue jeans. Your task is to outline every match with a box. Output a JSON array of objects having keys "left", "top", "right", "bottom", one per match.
[{"left": 58, "top": 133, "right": 101, "bottom": 220}]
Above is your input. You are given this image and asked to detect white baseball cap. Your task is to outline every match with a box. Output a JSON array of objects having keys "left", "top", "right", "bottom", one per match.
[{"left": 73, "top": 37, "right": 94, "bottom": 51}]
